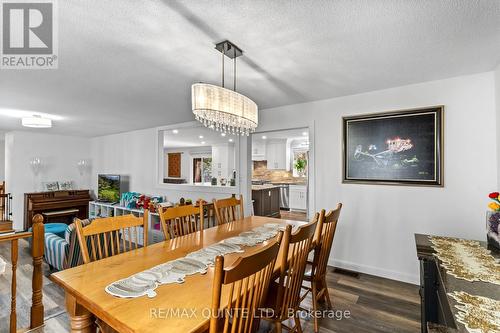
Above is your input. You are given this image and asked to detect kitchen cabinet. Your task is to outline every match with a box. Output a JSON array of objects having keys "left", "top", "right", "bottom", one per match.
[
  {"left": 266, "top": 139, "right": 287, "bottom": 170},
  {"left": 212, "top": 143, "right": 235, "bottom": 180},
  {"left": 252, "top": 186, "right": 280, "bottom": 218},
  {"left": 252, "top": 140, "right": 266, "bottom": 161},
  {"left": 289, "top": 185, "right": 307, "bottom": 211}
]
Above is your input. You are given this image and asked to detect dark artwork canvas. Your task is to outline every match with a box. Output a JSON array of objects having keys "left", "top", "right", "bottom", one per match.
[{"left": 343, "top": 107, "right": 443, "bottom": 186}]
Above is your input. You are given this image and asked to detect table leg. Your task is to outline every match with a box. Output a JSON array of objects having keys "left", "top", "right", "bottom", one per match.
[{"left": 65, "top": 293, "right": 96, "bottom": 333}]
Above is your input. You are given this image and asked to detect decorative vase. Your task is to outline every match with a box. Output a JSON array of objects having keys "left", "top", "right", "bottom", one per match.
[
  {"left": 211, "top": 177, "right": 217, "bottom": 186},
  {"left": 486, "top": 211, "right": 500, "bottom": 250}
]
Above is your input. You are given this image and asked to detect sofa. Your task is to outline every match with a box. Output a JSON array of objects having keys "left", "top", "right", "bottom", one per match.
[{"left": 44, "top": 218, "right": 92, "bottom": 271}]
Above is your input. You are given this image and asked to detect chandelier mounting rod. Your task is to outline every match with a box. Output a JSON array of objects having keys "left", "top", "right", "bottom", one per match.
[{"left": 216, "top": 40, "right": 242, "bottom": 91}]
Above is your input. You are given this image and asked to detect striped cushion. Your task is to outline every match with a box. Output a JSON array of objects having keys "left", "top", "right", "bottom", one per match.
[
  {"left": 64, "top": 218, "right": 93, "bottom": 269},
  {"left": 44, "top": 233, "right": 68, "bottom": 271}
]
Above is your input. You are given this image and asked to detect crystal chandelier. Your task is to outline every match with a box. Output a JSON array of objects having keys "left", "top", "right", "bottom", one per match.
[{"left": 192, "top": 41, "right": 258, "bottom": 136}]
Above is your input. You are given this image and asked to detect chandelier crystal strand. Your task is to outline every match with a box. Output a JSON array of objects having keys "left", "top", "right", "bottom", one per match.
[{"left": 192, "top": 83, "right": 258, "bottom": 136}]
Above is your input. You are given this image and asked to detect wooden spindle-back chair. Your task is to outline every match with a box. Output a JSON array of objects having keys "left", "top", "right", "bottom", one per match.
[
  {"left": 213, "top": 195, "right": 244, "bottom": 225},
  {"left": 209, "top": 234, "right": 282, "bottom": 333},
  {"left": 0, "top": 214, "right": 44, "bottom": 333},
  {"left": 158, "top": 204, "right": 204, "bottom": 240},
  {"left": 301, "top": 203, "right": 342, "bottom": 333},
  {"left": 266, "top": 217, "right": 318, "bottom": 332},
  {"left": 75, "top": 211, "right": 149, "bottom": 264}
]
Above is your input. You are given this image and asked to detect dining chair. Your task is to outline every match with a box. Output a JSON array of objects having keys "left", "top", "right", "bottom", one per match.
[
  {"left": 301, "top": 203, "right": 342, "bottom": 333},
  {"left": 158, "top": 204, "right": 204, "bottom": 240},
  {"left": 265, "top": 216, "right": 318, "bottom": 333},
  {"left": 213, "top": 195, "right": 244, "bottom": 225},
  {"left": 75, "top": 211, "right": 149, "bottom": 264},
  {"left": 210, "top": 233, "right": 283, "bottom": 333}
]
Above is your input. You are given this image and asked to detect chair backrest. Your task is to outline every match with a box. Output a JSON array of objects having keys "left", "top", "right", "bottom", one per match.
[
  {"left": 0, "top": 214, "right": 44, "bottom": 333},
  {"left": 313, "top": 203, "right": 342, "bottom": 279},
  {"left": 64, "top": 218, "right": 94, "bottom": 269},
  {"left": 158, "top": 204, "right": 204, "bottom": 240},
  {"left": 274, "top": 217, "right": 318, "bottom": 319},
  {"left": 75, "top": 211, "right": 149, "bottom": 264},
  {"left": 210, "top": 235, "right": 282, "bottom": 333},
  {"left": 213, "top": 195, "right": 244, "bottom": 225}
]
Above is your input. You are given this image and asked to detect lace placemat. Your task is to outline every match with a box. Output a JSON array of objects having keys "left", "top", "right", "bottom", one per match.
[
  {"left": 105, "top": 223, "right": 284, "bottom": 299},
  {"left": 429, "top": 236, "right": 500, "bottom": 285},
  {"left": 449, "top": 291, "right": 500, "bottom": 333}
]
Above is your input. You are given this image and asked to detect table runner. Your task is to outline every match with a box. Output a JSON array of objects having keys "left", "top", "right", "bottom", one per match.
[
  {"left": 105, "top": 223, "right": 285, "bottom": 299},
  {"left": 449, "top": 291, "right": 500, "bottom": 333},
  {"left": 429, "top": 236, "right": 500, "bottom": 285}
]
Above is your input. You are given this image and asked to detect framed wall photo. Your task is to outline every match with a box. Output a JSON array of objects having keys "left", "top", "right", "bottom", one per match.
[
  {"left": 342, "top": 106, "right": 443, "bottom": 186},
  {"left": 42, "top": 181, "right": 59, "bottom": 191}
]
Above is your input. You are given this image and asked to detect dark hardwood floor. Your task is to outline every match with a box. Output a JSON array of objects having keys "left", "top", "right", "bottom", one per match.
[
  {"left": 280, "top": 210, "right": 308, "bottom": 222},
  {"left": 0, "top": 240, "right": 420, "bottom": 333}
]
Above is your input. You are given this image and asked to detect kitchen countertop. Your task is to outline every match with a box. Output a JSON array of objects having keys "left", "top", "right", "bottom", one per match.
[
  {"left": 252, "top": 181, "right": 307, "bottom": 185},
  {"left": 251, "top": 184, "right": 280, "bottom": 191}
]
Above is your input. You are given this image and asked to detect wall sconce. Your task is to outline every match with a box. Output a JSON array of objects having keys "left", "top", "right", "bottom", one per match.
[
  {"left": 77, "top": 159, "right": 89, "bottom": 175},
  {"left": 29, "top": 157, "right": 42, "bottom": 175}
]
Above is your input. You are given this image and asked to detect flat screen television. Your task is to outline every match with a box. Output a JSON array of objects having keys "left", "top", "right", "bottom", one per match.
[{"left": 97, "top": 174, "right": 122, "bottom": 203}]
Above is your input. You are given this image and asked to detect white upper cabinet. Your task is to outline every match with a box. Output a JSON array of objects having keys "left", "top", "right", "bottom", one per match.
[
  {"left": 266, "top": 139, "right": 287, "bottom": 170},
  {"left": 252, "top": 140, "right": 266, "bottom": 161}
]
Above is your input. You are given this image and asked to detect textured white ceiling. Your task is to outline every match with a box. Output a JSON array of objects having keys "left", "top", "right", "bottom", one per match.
[{"left": 0, "top": 0, "right": 499, "bottom": 137}]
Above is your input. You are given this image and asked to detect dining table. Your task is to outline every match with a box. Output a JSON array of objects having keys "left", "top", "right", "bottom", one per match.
[{"left": 50, "top": 216, "right": 304, "bottom": 333}]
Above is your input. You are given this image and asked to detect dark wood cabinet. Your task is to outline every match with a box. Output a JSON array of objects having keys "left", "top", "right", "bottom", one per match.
[{"left": 252, "top": 186, "right": 280, "bottom": 218}]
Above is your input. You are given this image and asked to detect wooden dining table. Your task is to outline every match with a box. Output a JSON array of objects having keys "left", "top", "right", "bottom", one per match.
[{"left": 50, "top": 216, "right": 304, "bottom": 333}]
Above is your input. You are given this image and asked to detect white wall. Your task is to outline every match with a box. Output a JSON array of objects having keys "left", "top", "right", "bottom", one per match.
[
  {"left": 5, "top": 131, "right": 92, "bottom": 229},
  {"left": 258, "top": 72, "right": 497, "bottom": 284},
  {"left": 91, "top": 128, "right": 250, "bottom": 210},
  {"left": 0, "top": 138, "right": 5, "bottom": 181},
  {"left": 496, "top": 64, "right": 500, "bottom": 190}
]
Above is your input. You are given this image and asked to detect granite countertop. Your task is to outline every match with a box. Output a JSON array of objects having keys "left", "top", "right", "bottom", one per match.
[
  {"left": 251, "top": 184, "right": 280, "bottom": 191},
  {"left": 415, "top": 234, "right": 500, "bottom": 333},
  {"left": 270, "top": 181, "right": 307, "bottom": 185}
]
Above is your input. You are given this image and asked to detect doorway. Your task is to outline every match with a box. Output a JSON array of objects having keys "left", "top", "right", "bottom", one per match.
[{"left": 250, "top": 128, "right": 310, "bottom": 222}]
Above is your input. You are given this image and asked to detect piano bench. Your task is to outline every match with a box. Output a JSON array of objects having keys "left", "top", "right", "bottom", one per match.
[{"left": 42, "top": 209, "right": 80, "bottom": 224}]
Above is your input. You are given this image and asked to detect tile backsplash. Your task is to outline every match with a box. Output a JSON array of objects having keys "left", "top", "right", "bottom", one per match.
[{"left": 252, "top": 161, "right": 306, "bottom": 183}]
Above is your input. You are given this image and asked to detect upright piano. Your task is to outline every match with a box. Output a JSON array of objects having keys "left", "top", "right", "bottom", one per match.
[{"left": 24, "top": 190, "right": 92, "bottom": 230}]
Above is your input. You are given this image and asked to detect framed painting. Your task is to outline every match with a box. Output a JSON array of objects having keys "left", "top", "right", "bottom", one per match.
[
  {"left": 42, "top": 181, "right": 59, "bottom": 191},
  {"left": 342, "top": 106, "right": 443, "bottom": 186}
]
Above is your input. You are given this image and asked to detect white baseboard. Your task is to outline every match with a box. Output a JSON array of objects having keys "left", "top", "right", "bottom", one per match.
[{"left": 329, "top": 258, "right": 419, "bottom": 285}]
